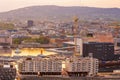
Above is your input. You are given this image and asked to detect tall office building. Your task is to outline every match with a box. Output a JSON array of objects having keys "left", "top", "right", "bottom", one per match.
[{"left": 83, "top": 42, "right": 114, "bottom": 61}]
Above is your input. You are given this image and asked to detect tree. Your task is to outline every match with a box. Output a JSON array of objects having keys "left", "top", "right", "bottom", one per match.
[{"left": 36, "top": 36, "right": 50, "bottom": 44}]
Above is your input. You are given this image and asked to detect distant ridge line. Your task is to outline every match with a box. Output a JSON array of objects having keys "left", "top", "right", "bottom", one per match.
[{"left": 0, "top": 5, "right": 120, "bottom": 21}]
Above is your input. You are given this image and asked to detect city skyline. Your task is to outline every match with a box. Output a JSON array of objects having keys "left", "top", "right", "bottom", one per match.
[{"left": 0, "top": 0, "right": 120, "bottom": 12}]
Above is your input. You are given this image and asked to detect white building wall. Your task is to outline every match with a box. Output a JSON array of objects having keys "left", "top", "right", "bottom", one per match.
[
  {"left": 19, "top": 58, "right": 62, "bottom": 73},
  {"left": 76, "top": 38, "right": 83, "bottom": 56},
  {"left": 65, "top": 57, "right": 99, "bottom": 76}
]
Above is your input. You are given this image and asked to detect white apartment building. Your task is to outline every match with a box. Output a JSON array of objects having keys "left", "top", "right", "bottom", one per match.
[
  {"left": 18, "top": 58, "right": 62, "bottom": 73},
  {"left": 65, "top": 57, "right": 99, "bottom": 76}
]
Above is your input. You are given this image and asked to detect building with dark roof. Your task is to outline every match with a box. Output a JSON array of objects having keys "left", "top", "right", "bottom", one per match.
[{"left": 83, "top": 42, "right": 114, "bottom": 61}]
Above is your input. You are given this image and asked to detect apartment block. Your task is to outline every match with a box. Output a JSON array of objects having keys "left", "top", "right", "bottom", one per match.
[
  {"left": 65, "top": 57, "right": 99, "bottom": 76},
  {"left": 18, "top": 57, "right": 62, "bottom": 76}
]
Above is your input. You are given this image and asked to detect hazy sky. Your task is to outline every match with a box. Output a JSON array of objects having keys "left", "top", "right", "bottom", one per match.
[{"left": 0, "top": 0, "right": 120, "bottom": 12}]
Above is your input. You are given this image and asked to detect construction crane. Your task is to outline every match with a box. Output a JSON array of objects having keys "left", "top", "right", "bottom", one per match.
[{"left": 73, "top": 16, "right": 80, "bottom": 56}]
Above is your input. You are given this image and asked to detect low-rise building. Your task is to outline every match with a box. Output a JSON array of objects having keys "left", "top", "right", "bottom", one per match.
[
  {"left": 18, "top": 57, "right": 62, "bottom": 76},
  {"left": 0, "top": 34, "right": 12, "bottom": 46},
  {"left": 65, "top": 57, "right": 99, "bottom": 77}
]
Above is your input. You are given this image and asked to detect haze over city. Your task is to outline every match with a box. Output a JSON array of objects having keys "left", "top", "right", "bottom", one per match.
[
  {"left": 0, "top": 0, "right": 120, "bottom": 80},
  {"left": 0, "top": 0, "right": 120, "bottom": 12}
]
